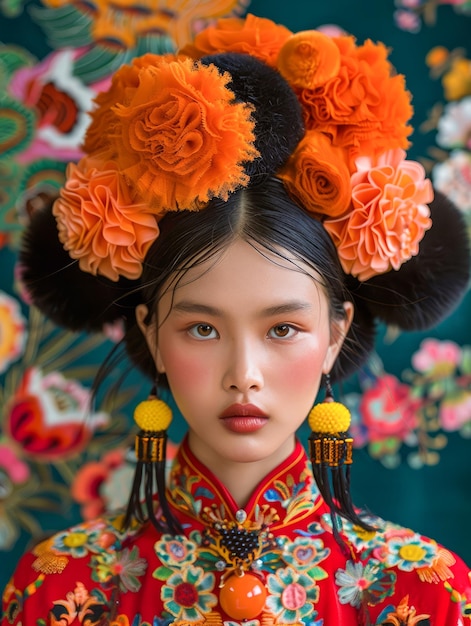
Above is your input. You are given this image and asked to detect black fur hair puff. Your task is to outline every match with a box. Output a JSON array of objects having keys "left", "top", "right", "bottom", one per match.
[
  {"left": 19, "top": 200, "right": 142, "bottom": 333},
  {"left": 348, "top": 190, "right": 470, "bottom": 331},
  {"left": 201, "top": 53, "right": 305, "bottom": 180}
]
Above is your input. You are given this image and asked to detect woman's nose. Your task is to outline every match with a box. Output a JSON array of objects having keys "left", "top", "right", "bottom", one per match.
[{"left": 222, "top": 338, "right": 264, "bottom": 393}]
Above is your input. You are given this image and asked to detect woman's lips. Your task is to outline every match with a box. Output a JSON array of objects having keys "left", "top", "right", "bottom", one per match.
[{"left": 219, "top": 404, "right": 268, "bottom": 433}]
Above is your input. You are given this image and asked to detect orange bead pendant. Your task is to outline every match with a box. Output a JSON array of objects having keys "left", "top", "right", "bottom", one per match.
[{"left": 219, "top": 573, "right": 267, "bottom": 620}]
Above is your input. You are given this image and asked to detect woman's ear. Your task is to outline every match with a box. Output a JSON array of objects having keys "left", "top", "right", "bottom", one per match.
[
  {"left": 322, "top": 301, "right": 354, "bottom": 374},
  {"left": 135, "top": 304, "right": 166, "bottom": 373}
]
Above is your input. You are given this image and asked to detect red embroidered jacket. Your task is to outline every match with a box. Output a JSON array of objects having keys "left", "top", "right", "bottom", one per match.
[{"left": 2, "top": 440, "right": 471, "bottom": 626}]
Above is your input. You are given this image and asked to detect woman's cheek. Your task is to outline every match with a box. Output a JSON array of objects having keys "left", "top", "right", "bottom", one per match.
[
  {"left": 162, "top": 346, "right": 213, "bottom": 392},
  {"left": 276, "top": 345, "right": 326, "bottom": 392}
]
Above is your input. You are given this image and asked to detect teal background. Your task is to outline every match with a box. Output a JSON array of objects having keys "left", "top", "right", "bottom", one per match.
[{"left": 1, "top": 0, "right": 470, "bottom": 590}]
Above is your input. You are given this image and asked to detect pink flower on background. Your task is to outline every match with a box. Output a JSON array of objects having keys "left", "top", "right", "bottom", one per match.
[
  {"left": 360, "top": 374, "right": 420, "bottom": 442},
  {"left": 0, "top": 444, "right": 30, "bottom": 483},
  {"left": 6, "top": 367, "right": 109, "bottom": 461},
  {"left": 439, "top": 391, "right": 471, "bottom": 431},
  {"left": 394, "top": 9, "right": 422, "bottom": 33},
  {"left": 9, "top": 49, "right": 95, "bottom": 163},
  {"left": 412, "top": 338, "right": 462, "bottom": 378}
]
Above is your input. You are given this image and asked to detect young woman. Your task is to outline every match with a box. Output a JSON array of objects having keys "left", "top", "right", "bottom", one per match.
[{"left": 2, "top": 14, "right": 470, "bottom": 626}]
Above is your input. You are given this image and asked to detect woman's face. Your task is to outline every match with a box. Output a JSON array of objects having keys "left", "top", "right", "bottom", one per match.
[{"left": 138, "top": 239, "right": 351, "bottom": 471}]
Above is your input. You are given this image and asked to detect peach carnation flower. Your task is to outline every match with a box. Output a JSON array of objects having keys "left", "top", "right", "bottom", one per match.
[
  {"left": 278, "top": 130, "right": 351, "bottom": 218},
  {"left": 324, "top": 149, "right": 433, "bottom": 281},
  {"left": 112, "top": 57, "right": 258, "bottom": 211},
  {"left": 53, "top": 157, "right": 159, "bottom": 281},
  {"left": 179, "top": 14, "right": 292, "bottom": 67},
  {"left": 293, "top": 35, "right": 413, "bottom": 164}
]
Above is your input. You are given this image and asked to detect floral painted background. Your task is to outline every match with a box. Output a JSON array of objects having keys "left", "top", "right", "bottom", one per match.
[{"left": 0, "top": 0, "right": 470, "bottom": 588}]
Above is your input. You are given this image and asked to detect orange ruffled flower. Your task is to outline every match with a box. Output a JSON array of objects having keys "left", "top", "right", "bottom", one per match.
[
  {"left": 324, "top": 149, "right": 433, "bottom": 281},
  {"left": 179, "top": 13, "right": 292, "bottom": 67},
  {"left": 277, "top": 30, "right": 341, "bottom": 89},
  {"left": 290, "top": 34, "right": 413, "bottom": 164},
  {"left": 112, "top": 57, "right": 258, "bottom": 211},
  {"left": 278, "top": 130, "right": 351, "bottom": 218},
  {"left": 53, "top": 157, "right": 159, "bottom": 281},
  {"left": 83, "top": 53, "right": 180, "bottom": 156}
]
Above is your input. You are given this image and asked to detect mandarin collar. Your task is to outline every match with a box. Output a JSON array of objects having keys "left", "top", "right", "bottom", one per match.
[{"left": 167, "top": 437, "right": 326, "bottom": 530}]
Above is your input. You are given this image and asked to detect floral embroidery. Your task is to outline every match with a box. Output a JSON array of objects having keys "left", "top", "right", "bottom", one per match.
[
  {"left": 155, "top": 535, "right": 198, "bottom": 568},
  {"left": 383, "top": 533, "right": 438, "bottom": 572},
  {"left": 335, "top": 560, "right": 396, "bottom": 607},
  {"left": 161, "top": 566, "right": 217, "bottom": 621},
  {"left": 48, "top": 582, "right": 109, "bottom": 625},
  {"left": 375, "top": 594, "right": 430, "bottom": 625},
  {"left": 265, "top": 567, "right": 320, "bottom": 623},
  {"left": 282, "top": 537, "right": 329, "bottom": 576},
  {"left": 90, "top": 546, "right": 147, "bottom": 592}
]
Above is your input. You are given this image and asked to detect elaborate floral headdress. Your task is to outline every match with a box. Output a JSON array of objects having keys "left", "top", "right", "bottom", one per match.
[{"left": 20, "top": 13, "right": 469, "bottom": 342}]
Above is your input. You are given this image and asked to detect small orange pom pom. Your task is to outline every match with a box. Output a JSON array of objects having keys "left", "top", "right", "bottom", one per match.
[
  {"left": 308, "top": 401, "right": 351, "bottom": 433},
  {"left": 134, "top": 398, "right": 172, "bottom": 431}
]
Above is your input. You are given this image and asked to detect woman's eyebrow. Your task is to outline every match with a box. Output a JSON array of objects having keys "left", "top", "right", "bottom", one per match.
[{"left": 172, "top": 300, "right": 313, "bottom": 317}]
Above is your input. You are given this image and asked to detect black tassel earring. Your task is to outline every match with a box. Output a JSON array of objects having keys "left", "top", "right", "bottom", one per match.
[
  {"left": 123, "top": 387, "right": 181, "bottom": 534},
  {"left": 308, "top": 374, "right": 372, "bottom": 549}
]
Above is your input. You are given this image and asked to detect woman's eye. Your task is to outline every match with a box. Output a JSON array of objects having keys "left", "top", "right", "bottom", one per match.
[
  {"left": 188, "top": 324, "right": 218, "bottom": 339},
  {"left": 269, "top": 324, "right": 296, "bottom": 339}
]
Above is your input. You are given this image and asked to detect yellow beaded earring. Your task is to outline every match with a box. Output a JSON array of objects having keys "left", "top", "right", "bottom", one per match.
[
  {"left": 124, "top": 387, "right": 181, "bottom": 533},
  {"left": 307, "top": 374, "right": 361, "bottom": 549}
]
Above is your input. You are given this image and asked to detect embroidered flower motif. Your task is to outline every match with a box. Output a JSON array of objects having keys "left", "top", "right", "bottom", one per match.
[
  {"left": 53, "top": 157, "right": 160, "bottom": 281},
  {"left": 6, "top": 367, "right": 108, "bottom": 461},
  {"left": 179, "top": 13, "right": 292, "bottom": 67},
  {"left": 0, "top": 443, "right": 30, "bottom": 485},
  {"left": 412, "top": 338, "right": 462, "bottom": 378},
  {"left": 324, "top": 149, "right": 433, "bottom": 280},
  {"left": 155, "top": 535, "right": 197, "bottom": 568},
  {"left": 335, "top": 560, "right": 383, "bottom": 607},
  {"left": 282, "top": 536, "right": 330, "bottom": 571},
  {"left": 377, "top": 594, "right": 431, "bottom": 626},
  {"left": 50, "top": 525, "right": 102, "bottom": 558},
  {"left": 439, "top": 391, "right": 471, "bottom": 432},
  {"left": 161, "top": 566, "right": 217, "bottom": 620},
  {"left": 265, "top": 566, "right": 320, "bottom": 623},
  {"left": 0, "top": 291, "right": 27, "bottom": 374},
  {"left": 433, "top": 149, "right": 471, "bottom": 212},
  {"left": 278, "top": 130, "right": 351, "bottom": 218},
  {"left": 50, "top": 582, "right": 108, "bottom": 624},
  {"left": 91, "top": 546, "right": 147, "bottom": 592},
  {"left": 436, "top": 96, "right": 471, "bottom": 149},
  {"left": 384, "top": 534, "right": 438, "bottom": 572},
  {"left": 359, "top": 374, "right": 420, "bottom": 444}
]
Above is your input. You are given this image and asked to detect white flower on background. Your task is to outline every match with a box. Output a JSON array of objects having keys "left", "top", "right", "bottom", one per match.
[
  {"left": 436, "top": 96, "right": 471, "bottom": 149},
  {"left": 432, "top": 150, "right": 471, "bottom": 212}
]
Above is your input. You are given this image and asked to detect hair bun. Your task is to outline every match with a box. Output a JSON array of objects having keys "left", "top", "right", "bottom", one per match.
[
  {"left": 200, "top": 52, "right": 305, "bottom": 180},
  {"left": 19, "top": 200, "right": 141, "bottom": 332},
  {"left": 350, "top": 190, "right": 470, "bottom": 330}
]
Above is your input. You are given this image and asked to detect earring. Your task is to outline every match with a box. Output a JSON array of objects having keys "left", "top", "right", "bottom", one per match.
[
  {"left": 308, "top": 374, "right": 353, "bottom": 468},
  {"left": 123, "top": 386, "right": 180, "bottom": 533},
  {"left": 307, "top": 374, "right": 359, "bottom": 552}
]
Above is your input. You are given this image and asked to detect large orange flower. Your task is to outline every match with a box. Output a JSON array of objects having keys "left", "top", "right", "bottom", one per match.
[
  {"left": 112, "top": 57, "right": 258, "bottom": 211},
  {"left": 83, "top": 53, "right": 180, "bottom": 156},
  {"left": 324, "top": 149, "right": 433, "bottom": 281},
  {"left": 278, "top": 130, "right": 351, "bottom": 218},
  {"left": 53, "top": 157, "right": 159, "bottom": 281},
  {"left": 179, "top": 13, "right": 292, "bottom": 67},
  {"left": 292, "top": 35, "right": 413, "bottom": 163}
]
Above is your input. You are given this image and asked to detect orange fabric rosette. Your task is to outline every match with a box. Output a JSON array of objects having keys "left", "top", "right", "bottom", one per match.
[
  {"left": 53, "top": 157, "right": 159, "bottom": 281},
  {"left": 111, "top": 57, "right": 259, "bottom": 211},
  {"left": 179, "top": 13, "right": 292, "bottom": 67},
  {"left": 279, "top": 32, "right": 413, "bottom": 165},
  {"left": 323, "top": 149, "right": 433, "bottom": 281},
  {"left": 278, "top": 130, "right": 351, "bottom": 218}
]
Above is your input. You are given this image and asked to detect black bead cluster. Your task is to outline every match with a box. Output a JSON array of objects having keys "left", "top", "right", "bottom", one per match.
[{"left": 216, "top": 525, "right": 261, "bottom": 561}]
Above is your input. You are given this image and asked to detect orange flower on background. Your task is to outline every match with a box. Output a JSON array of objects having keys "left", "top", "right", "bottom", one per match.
[
  {"left": 324, "top": 149, "right": 433, "bottom": 281},
  {"left": 179, "top": 13, "right": 292, "bottom": 67},
  {"left": 83, "top": 53, "right": 180, "bottom": 156},
  {"left": 296, "top": 36, "right": 413, "bottom": 163},
  {"left": 113, "top": 57, "right": 258, "bottom": 211},
  {"left": 53, "top": 158, "right": 159, "bottom": 281},
  {"left": 278, "top": 130, "right": 351, "bottom": 218},
  {"left": 277, "top": 30, "right": 341, "bottom": 89}
]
